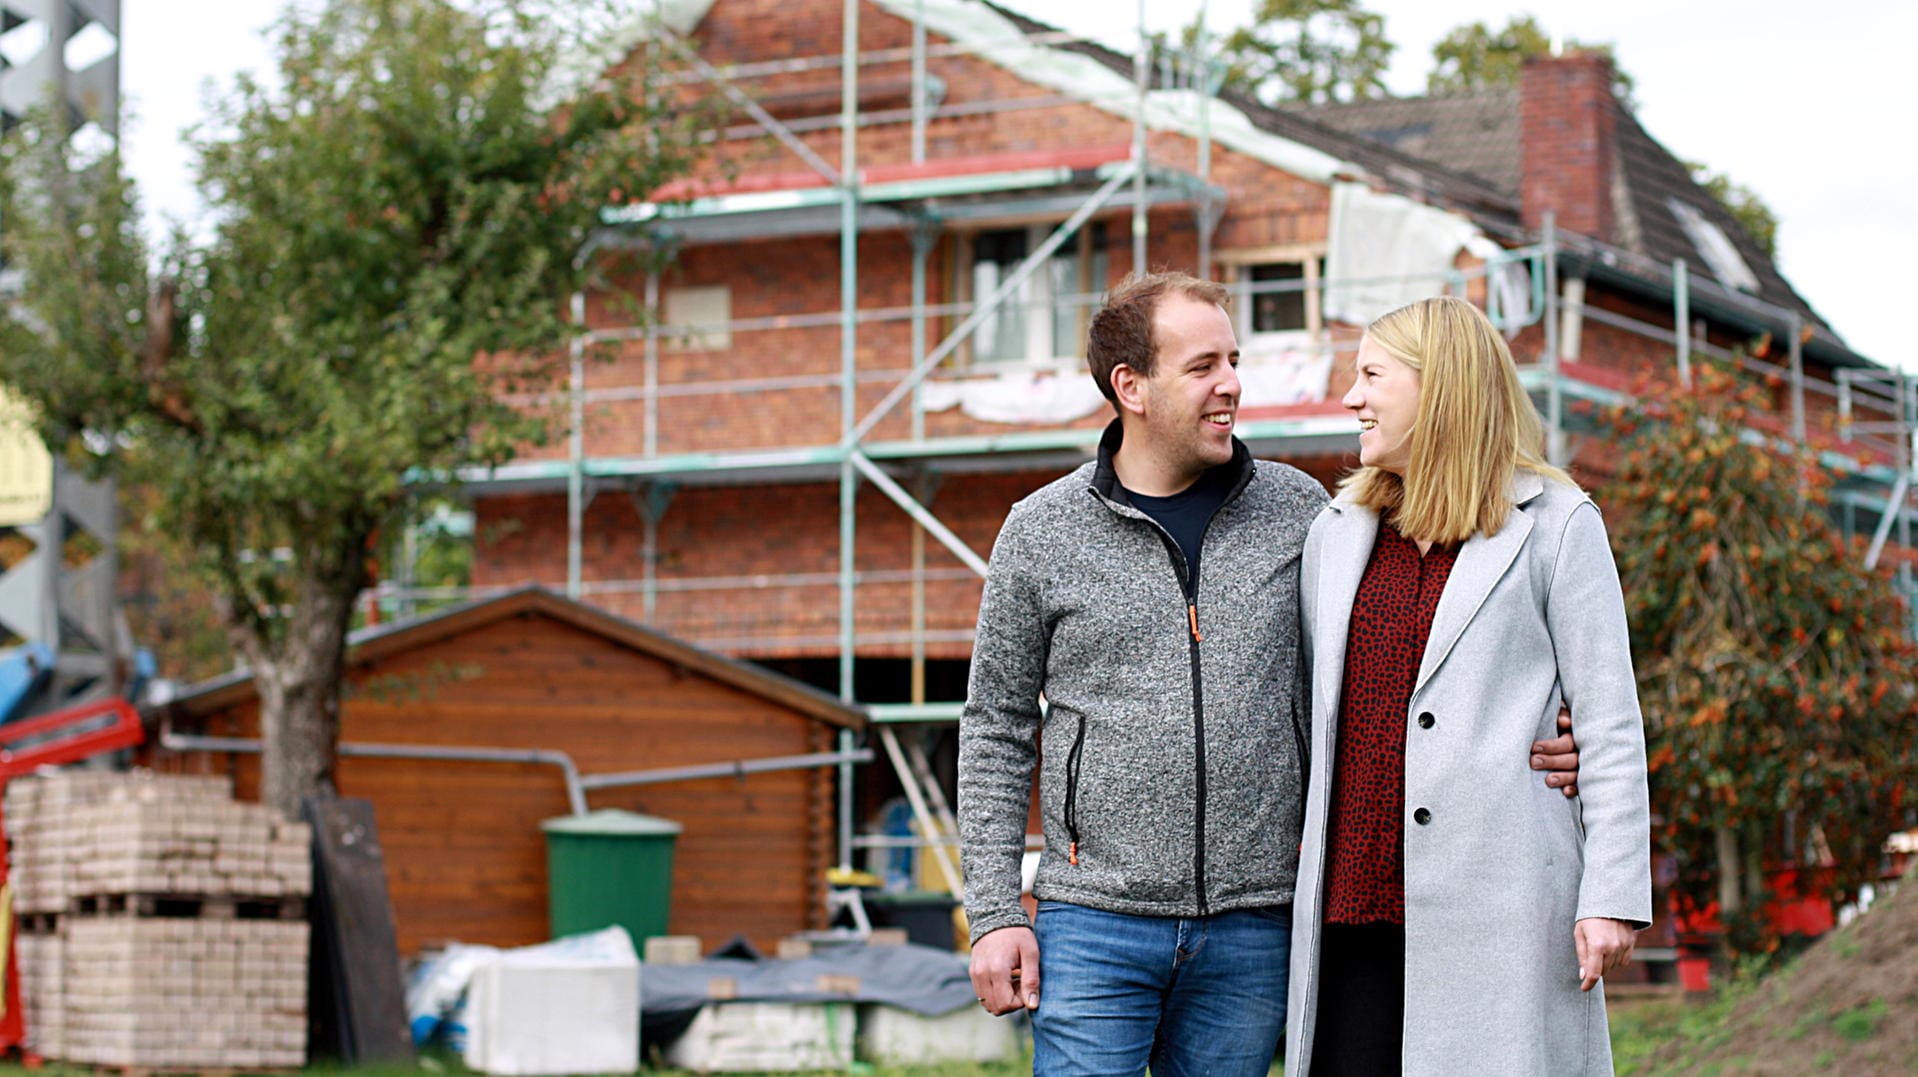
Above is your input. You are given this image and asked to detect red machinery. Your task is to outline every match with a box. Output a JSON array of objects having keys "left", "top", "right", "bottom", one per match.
[{"left": 0, "top": 698, "right": 146, "bottom": 1052}]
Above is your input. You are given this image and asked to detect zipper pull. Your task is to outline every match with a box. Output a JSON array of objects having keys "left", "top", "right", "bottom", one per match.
[
  {"left": 1187, "top": 603, "right": 1203, "bottom": 643},
  {"left": 1069, "top": 841, "right": 1079, "bottom": 866}
]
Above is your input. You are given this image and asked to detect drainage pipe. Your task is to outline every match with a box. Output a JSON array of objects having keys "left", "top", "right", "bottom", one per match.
[{"left": 160, "top": 730, "right": 589, "bottom": 815}]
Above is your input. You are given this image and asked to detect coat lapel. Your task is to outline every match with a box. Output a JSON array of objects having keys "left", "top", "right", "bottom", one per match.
[
  {"left": 1414, "top": 472, "right": 1545, "bottom": 695},
  {"left": 1314, "top": 498, "right": 1380, "bottom": 721}
]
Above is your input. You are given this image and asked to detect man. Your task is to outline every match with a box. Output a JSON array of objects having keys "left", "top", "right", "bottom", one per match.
[{"left": 958, "top": 272, "right": 1578, "bottom": 1076}]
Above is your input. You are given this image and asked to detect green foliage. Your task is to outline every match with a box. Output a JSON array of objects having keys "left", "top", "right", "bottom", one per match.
[
  {"left": 1426, "top": 16, "right": 1636, "bottom": 106},
  {"left": 1832, "top": 998, "right": 1887, "bottom": 1042},
  {"left": 1597, "top": 361, "right": 1918, "bottom": 956},
  {"left": 119, "top": 482, "right": 239, "bottom": 684},
  {"left": 1211, "top": 0, "right": 1394, "bottom": 105},
  {"left": 0, "top": 0, "right": 697, "bottom": 806},
  {"left": 1686, "top": 159, "right": 1782, "bottom": 259}
]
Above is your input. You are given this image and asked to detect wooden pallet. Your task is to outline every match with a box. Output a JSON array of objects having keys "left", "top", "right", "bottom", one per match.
[
  {"left": 66, "top": 893, "right": 307, "bottom": 921},
  {"left": 18, "top": 910, "right": 61, "bottom": 934},
  {"left": 75, "top": 1057, "right": 301, "bottom": 1065}
]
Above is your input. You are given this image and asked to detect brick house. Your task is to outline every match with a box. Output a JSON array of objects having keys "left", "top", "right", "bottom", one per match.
[{"left": 448, "top": 0, "right": 1906, "bottom": 832}]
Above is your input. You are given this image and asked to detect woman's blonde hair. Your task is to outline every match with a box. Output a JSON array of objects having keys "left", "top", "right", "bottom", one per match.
[{"left": 1339, "top": 296, "right": 1573, "bottom": 545}]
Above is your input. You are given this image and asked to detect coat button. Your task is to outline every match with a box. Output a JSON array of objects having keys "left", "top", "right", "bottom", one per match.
[
  {"left": 1417, "top": 711, "right": 1435, "bottom": 729},
  {"left": 1413, "top": 807, "right": 1432, "bottom": 825}
]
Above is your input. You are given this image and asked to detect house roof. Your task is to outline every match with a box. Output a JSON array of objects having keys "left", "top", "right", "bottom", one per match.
[
  {"left": 643, "top": 0, "right": 1862, "bottom": 363},
  {"left": 977, "top": 1, "right": 1518, "bottom": 223},
  {"left": 156, "top": 587, "right": 867, "bottom": 731},
  {"left": 1286, "top": 90, "right": 1525, "bottom": 195},
  {"left": 1294, "top": 92, "right": 1837, "bottom": 342},
  {"left": 972, "top": 3, "right": 1852, "bottom": 357}
]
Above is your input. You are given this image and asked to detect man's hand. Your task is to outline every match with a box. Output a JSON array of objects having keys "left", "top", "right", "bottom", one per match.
[
  {"left": 1574, "top": 917, "right": 1636, "bottom": 992},
  {"left": 969, "top": 926, "right": 1041, "bottom": 1015},
  {"left": 1531, "top": 707, "right": 1579, "bottom": 798}
]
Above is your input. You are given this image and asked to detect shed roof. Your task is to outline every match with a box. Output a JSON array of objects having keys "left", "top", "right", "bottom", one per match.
[{"left": 156, "top": 587, "right": 867, "bottom": 731}]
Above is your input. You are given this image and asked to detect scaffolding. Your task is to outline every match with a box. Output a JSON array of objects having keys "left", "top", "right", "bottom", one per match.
[{"left": 380, "top": 1, "right": 1914, "bottom": 882}]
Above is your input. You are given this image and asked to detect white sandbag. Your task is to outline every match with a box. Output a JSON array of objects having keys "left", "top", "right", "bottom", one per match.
[
  {"left": 461, "top": 927, "right": 640, "bottom": 1076},
  {"left": 858, "top": 1003, "right": 1022, "bottom": 1065},
  {"left": 664, "top": 1001, "right": 856, "bottom": 1073}
]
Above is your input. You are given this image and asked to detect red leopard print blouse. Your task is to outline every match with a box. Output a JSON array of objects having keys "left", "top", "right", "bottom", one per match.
[{"left": 1323, "top": 520, "right": 1458, "bottom": 925}]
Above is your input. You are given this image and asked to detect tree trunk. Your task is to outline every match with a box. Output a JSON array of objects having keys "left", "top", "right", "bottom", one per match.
[
  {"left": 237, "top": 563, "right": 359, "bottom": 819},
  {"left": 1715, "top": 824, "right": 1742, "bottom": 914},
  {"left": 1742, "top": 829, "right": 1766, "bottom": 916}
]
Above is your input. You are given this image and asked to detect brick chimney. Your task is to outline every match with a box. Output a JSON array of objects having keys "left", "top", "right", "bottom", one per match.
[{"left": 1519, "top": 53, "right": 1619, "bottom": 242}]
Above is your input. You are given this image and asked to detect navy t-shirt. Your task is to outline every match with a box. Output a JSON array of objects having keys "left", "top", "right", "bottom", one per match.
[{"left": 1126, "top": 464, "right": 1234, "bottom": 595}]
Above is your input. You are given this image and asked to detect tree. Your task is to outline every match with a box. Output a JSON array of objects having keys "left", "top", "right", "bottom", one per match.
[
  {"left": 1686, "top": 161, "right": 1782, "bottom": 259},
  {"left": 1211, "top": 0, "right": 1394, "bottom": 106},
  {"left": 0, "top": 0, "right": 698, "bottom": 816},
  {"left": 1596, "top": 361, "right": 1918, "bottom": 956},
  {"left": 1426, "top": 16, "right": 1636, "bottom": 107}
]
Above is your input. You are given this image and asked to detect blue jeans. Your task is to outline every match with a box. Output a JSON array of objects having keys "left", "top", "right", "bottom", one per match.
[{"left": 1031, "top": 900, "right": 1291, "bottom": 1077}]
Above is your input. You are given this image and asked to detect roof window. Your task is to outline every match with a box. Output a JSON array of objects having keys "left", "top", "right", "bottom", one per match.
[{"left": 1668, "top": 199, "right": 1761, "bottom": 294}]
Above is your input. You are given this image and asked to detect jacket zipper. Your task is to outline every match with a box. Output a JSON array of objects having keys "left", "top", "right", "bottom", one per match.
[
  {"left": 1289, "top": 682, "right": 1310, "bottom": 797},
  {"left": 1084, "top": 457, "right": 1254, "bottom": 915},
  {"left": 1064, "top": 714, "right": 1088, "bottom": 865},
  {"left": 1144, "top": 519, "right": 1211, "bottom": 918},
  {"left": 1186, "top": 590, "right": 1208, "bottom": 916}
]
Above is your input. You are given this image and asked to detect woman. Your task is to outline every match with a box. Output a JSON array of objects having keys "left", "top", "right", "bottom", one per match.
[{"left": 1285, "top": 297, "right": 1651, "bottom": 1075}]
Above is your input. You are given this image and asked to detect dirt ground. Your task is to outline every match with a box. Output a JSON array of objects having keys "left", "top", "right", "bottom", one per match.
[{"left": 1640, "top": 868, "right": 1918, "bottom": 1075}]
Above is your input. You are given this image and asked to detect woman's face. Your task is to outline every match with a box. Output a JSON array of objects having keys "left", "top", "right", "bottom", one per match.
[{"left": 1343, "top": 335, "right": 1420, "bottom": 475}]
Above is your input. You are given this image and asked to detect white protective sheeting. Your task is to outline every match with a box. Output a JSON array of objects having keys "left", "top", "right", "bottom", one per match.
[
  {"left": 870, "top": 0, "right": 1354, "bottom": 186},
  {"left": 1469, "top": 235, "right": 1538, "bottom": 334},
  {"left": 460, "top": 927, "right": 641, "bottom": 1076},
  {"left": 919, "top": 342, "right": 1331, "bottom": 425},
  {"left": 1323, "top": 182, "right": 1536, "bottom": 334},
  {"left": 919, "top": 367, "right": 1108, "bottom": 424},
  {"left": 1238, "top": 339, "right": 1334, "bottom": 405},
  {"left": 1323, "top": 181, "right": 1482, "bottom": 327}
]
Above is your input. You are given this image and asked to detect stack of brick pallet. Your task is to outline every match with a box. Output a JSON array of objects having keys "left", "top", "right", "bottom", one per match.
[{"left": 5, "top": 770, "right": 313, "bottom": 1069}]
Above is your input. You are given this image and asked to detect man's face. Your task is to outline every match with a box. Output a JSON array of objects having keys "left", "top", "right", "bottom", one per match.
[{"left": 1133, "top": 294, "right": 1242, "bottom": 477}]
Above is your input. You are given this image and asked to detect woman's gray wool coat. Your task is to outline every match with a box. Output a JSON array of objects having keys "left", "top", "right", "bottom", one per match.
[{"left": 1285, "top": 472, "right": 1653, "bottom": 1077}]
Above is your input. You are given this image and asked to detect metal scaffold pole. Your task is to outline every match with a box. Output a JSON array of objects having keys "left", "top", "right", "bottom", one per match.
[
  {"left": 1541, "top": 213, "right": 1565, "bottom": 467},
  {"left": 1673, "top": 258, "right": 1692, "bottom": 388},
  {"left": 1131, "top": 0, "right": 1148, "bottom": 273},
  {"left": 567, "top": 289, "right": 586, "bottom": 599},
  {"left": 836, "top": 0, "right": 861, "bottom": 872},
  {"left": 911, "top": 0, "right": 928, "bottom": 165},
  {"left": 1788, "top": 313, "right": 1807, "bottom": 442}
]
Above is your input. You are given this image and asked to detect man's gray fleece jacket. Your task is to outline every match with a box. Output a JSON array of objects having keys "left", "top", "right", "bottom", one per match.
[{"left": 959, "top": 423, "right": 1327, "bottom": 943}]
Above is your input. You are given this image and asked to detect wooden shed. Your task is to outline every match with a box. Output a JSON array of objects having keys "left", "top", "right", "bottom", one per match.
[{"left": 150, "top": 587, "right": 862, "bottom": 956}]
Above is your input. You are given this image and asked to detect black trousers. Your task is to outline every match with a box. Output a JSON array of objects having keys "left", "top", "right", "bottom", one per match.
[{"left": 1309, "top": 921, "right": 1406, "bottom": 1076}]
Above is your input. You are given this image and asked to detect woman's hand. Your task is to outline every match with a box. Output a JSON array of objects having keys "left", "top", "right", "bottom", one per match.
[{"left": 1574, "top": 917, "right": 1636, "bottom": 992}]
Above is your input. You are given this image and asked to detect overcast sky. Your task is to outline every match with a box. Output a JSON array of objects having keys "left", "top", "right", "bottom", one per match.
[{"left": 116, "top": 0, "right": 1913, "bottom": 367}]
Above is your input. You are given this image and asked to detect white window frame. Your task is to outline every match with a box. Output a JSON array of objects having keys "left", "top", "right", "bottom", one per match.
[
  {"left": 956, "top": 222, "right": 1107, "bottom": 370},
  {"left": 1216, "top": 244, "right": 1328, "bottom": 349},
  {"left": 662, "top": 284, "right": 731, "bottom": 352}
]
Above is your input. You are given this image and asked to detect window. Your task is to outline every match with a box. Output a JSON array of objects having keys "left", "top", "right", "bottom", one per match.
[
  {"left": 662, "top": 285, "right": 730, "bottom": 351},
  {"left": 1668, "top": 199, "right": 1761, "bottom": 295},
  {"left": 1226, "top": 252, "right": 1327, "bottom": 339},
  {"left": 963, "top": 223, "right": 1107, "bottom": 365}
]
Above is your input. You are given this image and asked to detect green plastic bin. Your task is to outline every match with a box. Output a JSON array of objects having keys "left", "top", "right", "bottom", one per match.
[{"left": 541, "top": 809, "right": 684, "bottom": 942}]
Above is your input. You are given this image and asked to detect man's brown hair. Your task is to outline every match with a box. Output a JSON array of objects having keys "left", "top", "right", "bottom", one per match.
[{"left": 1086, "top": 272, "right": 1232, "bottom": 406}]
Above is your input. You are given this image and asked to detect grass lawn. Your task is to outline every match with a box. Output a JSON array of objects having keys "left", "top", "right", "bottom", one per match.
[{"left": 0, "top": 993, "right": 1732, "bottom": 1077}]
